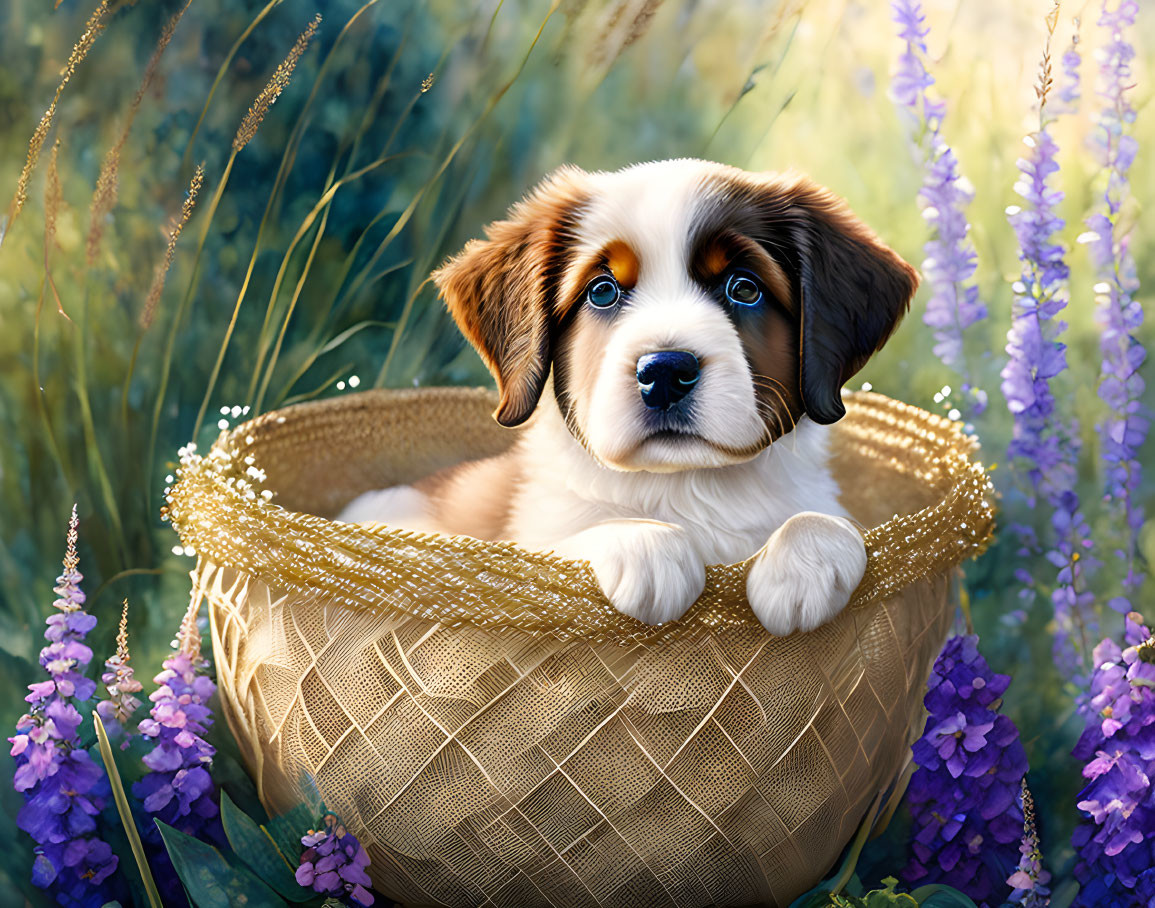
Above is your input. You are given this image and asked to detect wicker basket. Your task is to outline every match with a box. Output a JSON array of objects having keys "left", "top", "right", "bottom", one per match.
[{"left": 166, "top": 388, "right": 995, "bottom": 908}]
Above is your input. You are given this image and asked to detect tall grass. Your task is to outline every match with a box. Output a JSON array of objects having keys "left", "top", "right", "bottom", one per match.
[{"left": 0, "top": 0, "right": 1151, "bottom": 900}]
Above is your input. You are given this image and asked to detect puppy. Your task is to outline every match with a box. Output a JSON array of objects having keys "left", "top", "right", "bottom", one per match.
[{"left": 340, "top": 159, "right": 918, "bottom": 634}]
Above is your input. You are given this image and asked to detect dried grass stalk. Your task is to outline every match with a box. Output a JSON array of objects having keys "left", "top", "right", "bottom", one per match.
[
  {"left": 87, "top": 0, "right": 192, "bottom": 266},
  {"left": 44, "top": 140, "right": 68, "bottom": 320},
  {"left": 233, "top": 13, "right": 322, "bottom": 153},
  {"left": 6, "top": 0, "right": 109, "bottom": 236},
  {"left": 140, "top": 164, "right": 204, "bottom": 332}
]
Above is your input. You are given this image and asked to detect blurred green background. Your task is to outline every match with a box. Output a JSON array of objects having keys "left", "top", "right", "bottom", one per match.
[{"left": 0, "top": 0, "right": 1151, "bottom": 899}]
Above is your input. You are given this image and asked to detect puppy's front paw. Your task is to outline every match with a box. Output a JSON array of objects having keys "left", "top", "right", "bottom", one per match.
[
  {"left": 554, "top": 520, "right": 706, "bottom": 625},
  {"left": 745, "top": 512, "right": 867, "bottom": 635}
]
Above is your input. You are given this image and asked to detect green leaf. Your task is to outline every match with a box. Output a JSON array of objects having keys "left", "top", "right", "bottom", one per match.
[
  {"left": 155, "top": 819, "right": 290, "bottom": 908},
  {"left": 220, "top": 790, "right": 313, "bottom": 902},
  {"left": 864, "top": 890, "right": 918, "bottom": 908},
  {"left": 264, "top": 802, "right": 319, "bottom": 864},
  {"left": 92, "top": 712, "right": 163, "bottom": 908},
  {"left": 910, "top": 884, "right": 981, "bottom": 907}
]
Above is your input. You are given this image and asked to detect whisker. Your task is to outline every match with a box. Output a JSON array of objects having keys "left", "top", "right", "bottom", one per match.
[{"left": 749, "top": 377, "right": 797, "bottom": 436}]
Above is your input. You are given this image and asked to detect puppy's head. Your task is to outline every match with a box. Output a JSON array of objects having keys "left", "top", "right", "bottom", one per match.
[{"left": 433, "top": 159, "right": 918, "bottom": 472}]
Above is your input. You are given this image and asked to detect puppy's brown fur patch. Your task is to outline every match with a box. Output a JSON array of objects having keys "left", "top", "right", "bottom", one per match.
[{"left": 432, "top": 167, "right": 591, "bottom": 428}]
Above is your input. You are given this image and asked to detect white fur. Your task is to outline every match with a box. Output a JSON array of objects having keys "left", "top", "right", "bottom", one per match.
[
  {"left": 509, "top": 393, "right": 862, "bottom": 629},
  {"left": 338, "top": 159, "right": 871, "bottom": 635},
  {"left": 745, "top": 512, "right": 868, "bottom": 635},
  {"left": 339, "top": 391, "right": 865, "bottom": 635},
  {"left": 569, "top": 162, "right": 766, "bottom": 471},
  {"left": 339, "top": 486, "right": 439, "bottom": 532}
]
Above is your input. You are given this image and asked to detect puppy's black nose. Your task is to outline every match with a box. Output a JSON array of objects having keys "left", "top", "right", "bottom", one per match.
[{"left": 636, "top": 351, "right": 700, "bottom": 410}]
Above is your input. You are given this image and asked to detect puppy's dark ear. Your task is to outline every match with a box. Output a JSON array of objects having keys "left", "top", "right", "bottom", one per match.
[
  {"left": 782, "top": 179, "right": 919, "bottom": 424},
  {"left": 432, "top": 167, "right": 589, "bottom": 427},
  {"left": 721, "top": 174, "right": 919, "bottom": 424}
]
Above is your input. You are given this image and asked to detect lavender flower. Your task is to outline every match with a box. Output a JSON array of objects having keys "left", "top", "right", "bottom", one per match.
[
  {"left": 1056, "top": 23, "right": 1082, "bottom": 113},
  {"left": 1006, "top": 780, "right": 1050, "bottom": 905},
  {"left": 891, "top": 0, "right": 987, "bottom": 414},
  {"left": 902, "top": 635, "right": 1027, "bottom": 906},
  {"left": 1000, "top": 12, "right": 1096, "bottom": 677},
  {"left": 296, "top": 813, "right": 374, "bottom": 906},
  {"left": 1070, "top": 612, "right": 1155, "bottom": 905},
  {"left": 8, "top": 506, "right": 119, "bottom": 906},
  {"left": 133, "top": 599, "right": 220, "bottom": 904},
  {"left": 1083, "top": 0, "right": 1146, "bottom": 610},
  {"left": 95, "top": 600, "right": 143, "bottom": 747}
]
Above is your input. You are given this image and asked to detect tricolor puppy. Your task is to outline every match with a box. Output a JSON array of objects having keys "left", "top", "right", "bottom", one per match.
[{"left": 341, "top": 159, "right": 918, "bottom": 634}]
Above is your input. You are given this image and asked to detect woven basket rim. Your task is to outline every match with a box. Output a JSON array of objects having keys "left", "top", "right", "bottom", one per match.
[{"left": 166, "top": 387, "right": 996, "bottom": 640}]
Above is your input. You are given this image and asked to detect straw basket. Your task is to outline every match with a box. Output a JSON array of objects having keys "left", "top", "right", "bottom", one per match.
[{"left": 166, "top": 388, "right": 995, "bottom": 908}]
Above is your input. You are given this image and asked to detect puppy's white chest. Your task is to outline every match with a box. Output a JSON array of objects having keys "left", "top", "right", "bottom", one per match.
[{"left": 508, "top": 408, "right": 846, "bottom": 565}]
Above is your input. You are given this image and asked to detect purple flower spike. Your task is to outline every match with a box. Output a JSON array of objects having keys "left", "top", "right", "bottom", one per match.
[
  {"left": 1001, "top": 11, "right": 1098, "bottom": 678},
  {"left": 1006, "top": 780, "right": 1050, "bottom": 905},
  {"left": 296, "top": 813, "right": 375, "bottom": 907},
  {"left": 1071, "top": 612, "right": 1155, "bottom": 905},
  {"left": 903, "top": 635, "right": 1027, "bottom": 907},
  {"left": 8, "top": 505, "right": 120, "bottom": 906},
  {"left": 1055, "top": 23, "right": 1082, "bottom": 113},
  {"left": 891, "top": 0, "right": 987, "bottom": 415},
  {"left": 1083, "top": 0, "right": 1146, "bottom": 611},
  {"left": 133, "top": 598, "right": 221, "bottom": 905},
  {"left": 95, "top": 601, "right": 143, "bottom": 748}
]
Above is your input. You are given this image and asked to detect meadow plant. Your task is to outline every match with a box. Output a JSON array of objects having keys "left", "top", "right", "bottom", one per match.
[
  {"left": 1056, "top": 24, "right": 1082, "bottom": 113},
  {"left": 1006, "top": 781, "right": 1050, "bottom": 905},
  {"left": 1000, "top": 9, "right": 1096, "bottom": 676},
  {"left": 2, "top": 0, "right": 1152, "bottom": 903},
  {"left": 8, "top": 506, "right": 119, "bottom": 906},
  {"left": 1084, "top": 0, "right": 1146, "bottom": 612},
  {"left": 901, "top": 635, "right": 1027, "bottom": 906},
  {"left": 890, "top": 0, "right": 987, "bottom": 415},
  {"left": 95, "top": 601, "right": 143, "bottom": 747},
  {"left": 86, "top": 0, "right": 192, "bottom": 267},
  {"left": 4, "top": 0, "right": 109, "bottom": 238},
  {"left": 296, "top": 813, "right": 375, "bottom": 907},
  {"left": 1070, "top": 612, "right": 1155, "bottom": 904},
  {"left": 132, "top": 600, "right": 220, "bottom": 903}
]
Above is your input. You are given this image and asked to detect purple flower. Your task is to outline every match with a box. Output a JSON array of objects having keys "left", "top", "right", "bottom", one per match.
[
  {"left": 903, "top": 635, "right": 1027, "bottom": 907},
  {"left": 891, "top": 0, "right": 987, "bottom": 415},
  {"left": 95, "top": 601, "right": 143, "bottom": 747},
  {"left": 1083, "top": 0, "right": 1146, "bottom": 611},
  {"left": 1006, "top": 780, "right": 1050, "bottom": 905},
  {"left": 8, "top": 506, "right": 120, "bottom": 906},
  {"left": 1071, "top": 612, "right": 1155, "bottom": 905},
  {"left": 296, "top": 813, "right": 375, "bottom": 906},
  {"left": 1000, "top": 14, "right": 1098, "bottom": 678},
  {"left": 132, "top": 600, "right": 221, "bottom": 905},
  {"left": 1056, "top": 24, "right": 1082, "bottom": 113}
]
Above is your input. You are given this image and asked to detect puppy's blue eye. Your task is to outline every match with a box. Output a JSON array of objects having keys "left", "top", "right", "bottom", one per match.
[
  {"left": 586, "top": 276, "right": 621, "bottom": 309},
  {"left": 725, "top": 272, "right": 763, "bottom": 307}
]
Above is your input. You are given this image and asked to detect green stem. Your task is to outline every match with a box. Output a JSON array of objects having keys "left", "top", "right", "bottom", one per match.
[
  {"left": 252, "top": 194, "right": 334, "bottom": 414},
  {"left": 75, "top": 285, "right": 127, "bottom": 562},
  {"left": 148, "top": 150, "right": 237, "bottom": 492},
  {"left": 371, "top": 2, "right": 562, "bottom": 386},
  {"left": 93, "top": 713, "right": 163, "bottom": 908},
  {"left": 247, "top": 152, "right": 412, "bottom": 412},
  {"left": 181, "top": 0, "right": 284, "bottom": 173},
  {"left": 272, "top": 316, "right": 398, "bottom": 405}
]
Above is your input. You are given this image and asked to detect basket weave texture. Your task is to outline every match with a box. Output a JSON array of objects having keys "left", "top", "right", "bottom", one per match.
[{"left": 167, "top": 388, "right": 995, "bottom": 908}]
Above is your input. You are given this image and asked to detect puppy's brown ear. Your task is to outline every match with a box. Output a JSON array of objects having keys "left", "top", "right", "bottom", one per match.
[
  {"left": 432, "top": 167, "right": 589, "bottom": 428},
  {"left": 721, "top": 173, "right": 919, "bottom": 424},
  {"left": 778, "top": 179, "right": 919, "bottom": 424}
]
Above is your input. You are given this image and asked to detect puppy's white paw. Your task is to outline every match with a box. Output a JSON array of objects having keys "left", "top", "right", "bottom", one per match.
[
  {"left": 746, "top": 512, "right": 867, "bottom": 636},
  {"left": 553, "top": 519, "right": 706, "bottom": 625}
]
